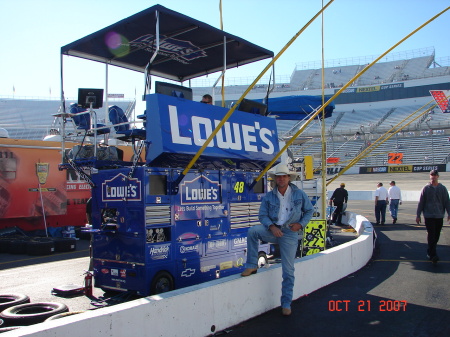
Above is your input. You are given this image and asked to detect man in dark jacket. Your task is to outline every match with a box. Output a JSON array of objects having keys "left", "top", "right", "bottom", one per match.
[
  {"left": 416, "top": 170, "right": 450, "bottom": 264},
  {"left": 329, "top": 183, "right": 348, "bottom": 226}
]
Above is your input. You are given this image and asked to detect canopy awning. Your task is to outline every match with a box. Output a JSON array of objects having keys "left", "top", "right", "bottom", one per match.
[
  {"left": 262, "top": 95, "right": 335, "bottom": 120},
  {"left": 61, "top": 4, "right": 274, "bottom": 82}
]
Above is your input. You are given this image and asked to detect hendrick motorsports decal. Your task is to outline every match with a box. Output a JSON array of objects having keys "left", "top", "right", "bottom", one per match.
[
  {"left": 180, "top": 175, "right": 221, "bottom": 205},
  {"left": 149, "top": 244, "right": 170, "bottom": 260},
  {"left": 102, "top": 173, "right": 142, "bottom": 202},
  {"left": 128, "top": 34, "right": 206, "bottom": 63}
]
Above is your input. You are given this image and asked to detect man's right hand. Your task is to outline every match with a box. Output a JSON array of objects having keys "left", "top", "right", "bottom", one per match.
[
  {"left": 416, "top": 216, "right": 421, "bottom": 225},
  {"left": 269, "top": 224, "right": 283, "bottom": 237}
]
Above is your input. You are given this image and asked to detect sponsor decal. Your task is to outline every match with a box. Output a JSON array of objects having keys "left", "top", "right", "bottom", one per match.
[
  {"left": 388, "top": 165, "right": 412, "bottom": 173},
  {"left": 128, "top": 34, "right": 206, "bottom": 63},
  {"left": 102, "top": 173, "right": 141, "bottom": 202},
  {"left": 220, "top": 261, "right": 233, "bottom": 270},
  {"left": 207, "top": 239, "right": 227, "bottom": 250},
  {"left": 200, "top": 265, "right": 216, "bottom": 272},
  {"left": 181, "top": 268, "right": 196, "bottom": 277},
  {"left": 149, "top": 244, "right": 170, "bottom": 260},
  {"left": 235, "top": 257, "right": 244, "bottom": 267},
  {"left": 101, "top": 268, "right": 109, "bottom": 274},
  {"left": 180, "top": 244, "right": 199, "bottom": 254},
  {"left": 233, "top": 237, "right": 247, "bottom": 246},
  {"left": 120, "top": 269, "right": 126, "bottom": 278},
  {"left": 169, "top": 106, "right": 276, "bottom": 155},
  {"left": 180, "top": 175, "right": 221, "bottom": 205},
  {"left": 111, "top": 269, "right": 119, "bottom": 276}
]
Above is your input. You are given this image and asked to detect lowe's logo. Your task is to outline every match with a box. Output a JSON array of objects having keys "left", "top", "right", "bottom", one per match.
[
  {"left": 102, "top": 173, "right": 142, "bottom": 202},
  {"left": 169, "top": 106, "right": 276, "bottom": 154},
  {"left": 180, "top": 175, "right": 221, "bottom": 205},
  {"left": 128, "top": 34, "right": 206, "bottom": 62}
]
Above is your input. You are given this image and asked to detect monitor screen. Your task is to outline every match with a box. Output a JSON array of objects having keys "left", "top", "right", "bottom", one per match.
[
  {"left": 77, "top": 88, "right": 104, "bottom": 109},
  {"left": 238, "top": 99, "right": 268, "bottom": 116},
  {"left": 155, "top": 81, "right": 193, "bottom": 101}
]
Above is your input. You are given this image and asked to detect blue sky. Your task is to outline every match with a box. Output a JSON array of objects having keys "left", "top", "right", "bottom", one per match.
[{"left": 1, "top": 0, "right": 449, "bottom": 99}]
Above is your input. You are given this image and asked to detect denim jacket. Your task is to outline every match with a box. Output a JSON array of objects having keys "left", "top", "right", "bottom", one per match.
[{"left": 259, "top": 183, "right": 314, "bottom": 230}]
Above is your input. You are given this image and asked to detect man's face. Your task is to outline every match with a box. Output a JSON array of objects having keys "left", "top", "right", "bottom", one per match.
[
  {"left": 275, "top": 174, "right": 290, "bottom": 188},
  {"left": 430, "top": 173, "right": 439, "bottom": 183}
]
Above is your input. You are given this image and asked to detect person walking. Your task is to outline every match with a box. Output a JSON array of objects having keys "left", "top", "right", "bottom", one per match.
[
  {"left": 329, "top": 183, "right": 348, "bottom": 226},
  {"left": 374, "top": 182, "right": 388, "bottom": 225},
  {"left": 241, "top": 163, "right": 314, "bottom": 316},
  {"left": 416, "top": 170, "right": 450, "bottom": 264},
  {"left": 388, "top": 181, "right": 402, "bottom": 224}
]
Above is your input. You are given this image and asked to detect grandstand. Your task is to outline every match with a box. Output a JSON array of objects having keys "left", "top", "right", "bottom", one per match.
[
  {"left": 191, "top": 47, "right": 450, "bottom": 168},
  {"left": 0, "top": 98, "right": 135, "bottom": 140}
]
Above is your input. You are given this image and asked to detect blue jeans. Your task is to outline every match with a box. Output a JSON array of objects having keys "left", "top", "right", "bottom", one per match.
[
  {"left": 375, "top": 200, "right": 387, "bottom": 224},
  {"left": 245, "top": 225, "right": 299, "bottom": 309},
  {"left": 389, "top": 199, "right": 400, "bottom": 219}
]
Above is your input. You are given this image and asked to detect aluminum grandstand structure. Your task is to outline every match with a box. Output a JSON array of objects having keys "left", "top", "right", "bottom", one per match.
[
  {"left": 1, "top": 47, "right": 449, "bottom": 167},
  {"left": 190, "top": 47, "right": 450, "bottom": 168}
]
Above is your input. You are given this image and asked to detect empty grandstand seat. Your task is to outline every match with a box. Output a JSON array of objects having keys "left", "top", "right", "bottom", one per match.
[{"left": 108, "top": 105, "right": 146, "bottom": 142}]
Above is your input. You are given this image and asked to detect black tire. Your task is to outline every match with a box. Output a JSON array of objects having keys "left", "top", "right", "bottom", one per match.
[
  {"left": 0, "top": 318, "right": 3, "bottom": 327},
  {"left": 52, "top": 238, "right": 77, "bottom": 252},
  {"left": 44, "top": 311, "right": 84, "bottom": 321},
  {"left": 0, "top": 302, "right": 68, "bottom": 326},
  {"left": 26, "top": 240, "right": 55, "bottom": 256},
  {"left": 0, "top": 294, "right": 30, "bottom": 312},
  {"left": 257, "top": 252, "right": 268, "bottom": 268},
  {"left": 150, "top": 271, "right": 174, "bottom": 295},
  {"left": 7, "top": 239, "right": 29, "bottom": 255}
]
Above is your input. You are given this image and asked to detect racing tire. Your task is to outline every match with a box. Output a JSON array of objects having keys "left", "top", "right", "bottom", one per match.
[
  {"left": 0, "top": 294, "right": 30, "bottom": 312},
  {"left": 52, "top": 238, "right": 77, "bottom": 252},
  {"left": 0, "top": 302, "right": 69, "bottom": 326},
  {"left": 7, "top": 239, "right": 30, "bottom": 255},
  {"left": 26, "top": 240, "right": 55, "bottom": 256},
  {"left": 257, "top": 252, "right": 268, "bottom": 268},
  {"left": 44, "top": 311, "right": 84, "bottom": 321},
  {"left": 0, "top": 318, "right": 3, "bottom": 327},
  {"left": 150, "top": 271, "right": 174, "bottom": 295}
]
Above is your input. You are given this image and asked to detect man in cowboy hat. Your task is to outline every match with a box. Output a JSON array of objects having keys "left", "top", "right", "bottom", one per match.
[{"left": 241, "top": 163, "right": 314, "bottom": 316}]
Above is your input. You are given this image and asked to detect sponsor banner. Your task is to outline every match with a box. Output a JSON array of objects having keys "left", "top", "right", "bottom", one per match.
[
  {"left": 357, "top": 86, "right": 381, "bottom": 93},
  {"left": 389, "top": 165, "right": 413, "bottom": 173},
  {"left": 360, "top": 166, "right": 388, "bottom": 174},
  {"left": 430, "top": 90, "right": 450, "bottom": 113},
  {"left": 335, "top": 83, "right": 403, "bottom": 94},
  {"left": 360, "top": 164, "right": 446, "bottom": 174},
  {"left": 412, "top": 164, "right": 446, "bottom": 173},
  {"left": 146, "top": 94, "right": 279, "bottom": 169},
  {"left": 107, "top": 93, "right": 124, "bottom": 98}
]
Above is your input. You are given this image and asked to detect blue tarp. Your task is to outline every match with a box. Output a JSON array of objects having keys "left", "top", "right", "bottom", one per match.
[{"left": 258, "top": 95, "right": 335, "bottom": 120}]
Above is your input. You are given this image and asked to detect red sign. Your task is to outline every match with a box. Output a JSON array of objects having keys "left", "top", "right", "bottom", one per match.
[{"left": 327, "top": 157, "right": 340, "bottom": 164}]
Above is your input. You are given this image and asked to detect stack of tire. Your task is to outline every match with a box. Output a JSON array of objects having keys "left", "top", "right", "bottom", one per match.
[
  {"left": 0, "top": 236, "right": 77, "bottom": 256},
  {"left": 0, "top": 294, "right": 69, "bottom": 332}
]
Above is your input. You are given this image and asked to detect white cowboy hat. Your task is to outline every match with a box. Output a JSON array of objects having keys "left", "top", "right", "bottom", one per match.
[{"left": 268, "top": 163, "right": 298, "bottom": 181}]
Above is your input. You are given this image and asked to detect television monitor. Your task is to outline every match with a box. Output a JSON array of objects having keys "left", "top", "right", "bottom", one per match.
[
  {"left": 78, "top": 88, "right": 104, "bottom": 109},
  {"left": 155, "top": 81, "right": 193, "bottom": 101},
  {"left": 238, "top": 99, "right": 268, "bottom": 116}
]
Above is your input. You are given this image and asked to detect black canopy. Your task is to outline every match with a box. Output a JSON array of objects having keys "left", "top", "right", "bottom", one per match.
[{"left": 61, "top": 5, "right": 274, "bottom": 82}]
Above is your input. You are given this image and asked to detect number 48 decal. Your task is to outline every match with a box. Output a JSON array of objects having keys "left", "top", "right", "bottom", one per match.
[{"left": 233, "top": 181, "right": 245, "bottom": 193}]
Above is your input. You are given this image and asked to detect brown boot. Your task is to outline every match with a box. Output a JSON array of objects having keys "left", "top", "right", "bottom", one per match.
[
  {"left": 241, "top": 268, "right": 257, "bottom": 277},
  {"left": 282, "top": 307, "right": 292, "bottom": 316}
]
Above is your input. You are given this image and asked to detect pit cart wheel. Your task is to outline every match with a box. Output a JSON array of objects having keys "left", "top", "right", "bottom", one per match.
[
  {"left": 0, "top": 302, "right": 68, "bottom": 326},
  {"left": 257, "top": 252, "right": 268, "bottom": 268},
  {"left": 0, "top": 294, "right": 30, "bottom": 312},
  {"left": 150, "top": 271, "right": 174, "bottom": 295}
]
